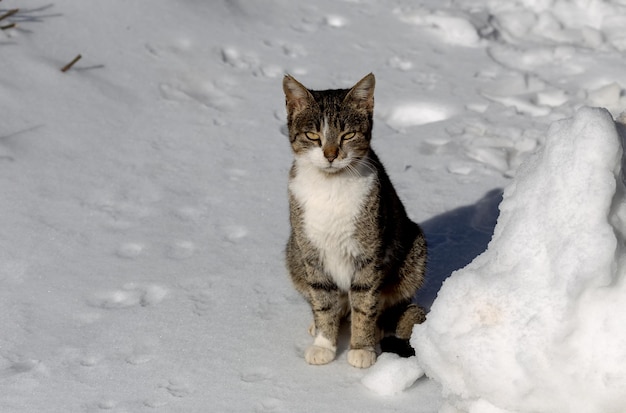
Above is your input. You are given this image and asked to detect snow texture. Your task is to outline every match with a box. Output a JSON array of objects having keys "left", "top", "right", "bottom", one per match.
[
  {"left": 2, "top": 0, "right": 626, "bottom": 411},
  {"left": 413, "top": 108, "right": 626, "bottom": 413},
  {"left": 361, "top": 353, "right": 425, "bottom": 396}
]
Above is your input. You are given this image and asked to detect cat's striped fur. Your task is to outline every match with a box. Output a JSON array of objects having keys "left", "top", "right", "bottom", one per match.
[{"left": 283, "top": 73, "right": 427, "bottom": 368}]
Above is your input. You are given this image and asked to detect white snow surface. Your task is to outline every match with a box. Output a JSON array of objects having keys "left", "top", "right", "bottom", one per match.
[
  {"left": 2, "top": 0, "right": 626, "bottom": 412},
  {"left": 412, "top": 107, "right": 626, "bottom": 413},
  {"left": 361, "top": 353, "right": 425, "bottom": 396}
]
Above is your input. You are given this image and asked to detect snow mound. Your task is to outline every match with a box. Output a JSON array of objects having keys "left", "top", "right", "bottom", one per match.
[
  {"left": 361, "top": 353, "right": 424, "bottom": 396},
  {"left": 412, "top": 107, "right": 626, "bottom": 413},
  {"left": 486, "top": 0, "right": 626, "bottom": 50},
  {"left": 397, "top": 9, "right": 481, "bottom": 47},
  {"left": 382, "top": 102, "right": 452, "bottom": 130}
]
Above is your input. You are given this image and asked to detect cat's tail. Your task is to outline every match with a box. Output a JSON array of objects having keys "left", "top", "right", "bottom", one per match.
[{"left": 378, "top": 302, "right": 426, "bottom": 357}]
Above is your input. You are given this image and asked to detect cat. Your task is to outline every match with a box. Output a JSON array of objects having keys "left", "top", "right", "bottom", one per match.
[{"left": 283, "top": 73, "right": 427, "bottom": 368}]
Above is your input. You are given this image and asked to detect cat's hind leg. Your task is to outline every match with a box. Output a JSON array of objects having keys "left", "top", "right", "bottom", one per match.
[
  {"left": 395, "top": 303, "right": 426, "bottom": 339},
  {"left": 378, "top": 302, "right": 426, "bottom": 357}
]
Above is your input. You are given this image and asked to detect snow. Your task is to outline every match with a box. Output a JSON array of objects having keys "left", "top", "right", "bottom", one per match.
[
  {"left": 2, "top": 0, "right": 626, "bottom": 412},
  {"left": 383, "top": 102, "right": 454, "bottom": 130},
  {"left": 361, "top": 353, "right": 425, "bottom": 396},
  {"left": 413, "top": 107, "right": 626, "bottom": 412}
]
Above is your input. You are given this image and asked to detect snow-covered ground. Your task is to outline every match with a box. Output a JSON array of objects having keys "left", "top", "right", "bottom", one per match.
[
  {"left": 2, "top": 1, "right": 626, "bottom": 412},
  {"left": 414, "top": 107, "right": 626, "bottom": 413}
]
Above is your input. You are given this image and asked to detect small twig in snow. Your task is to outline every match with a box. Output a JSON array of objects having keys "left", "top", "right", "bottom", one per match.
[
  {"left": 0, "top": 8, "right": 18, "bottom": 21},
  {"left": 61, "top": 54, "right": 82, "bottom": 72}
]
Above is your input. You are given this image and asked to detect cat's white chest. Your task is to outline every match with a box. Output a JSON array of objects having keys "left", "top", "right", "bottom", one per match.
[{"left": 290, "top": 162, "right": 375, "bottom": 291}]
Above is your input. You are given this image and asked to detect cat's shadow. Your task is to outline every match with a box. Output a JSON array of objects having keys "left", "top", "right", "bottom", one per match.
[{"left": 415, "top": 188, "right": 503, "bottom": 310}]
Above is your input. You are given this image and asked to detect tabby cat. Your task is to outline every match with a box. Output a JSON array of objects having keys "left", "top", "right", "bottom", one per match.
[{"left": 283, "top": 73, "right": 427, "bottom": 368}]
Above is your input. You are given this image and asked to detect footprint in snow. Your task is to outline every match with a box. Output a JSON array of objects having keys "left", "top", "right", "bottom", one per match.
[
  {"left": 188, "top": 289, "right": 213, "bottom": 317},
  {"left": 143, "top": 397, "right": 170, "bottom": 408},
  {"left": 241, "top": 367, "right": 274, "bottom": 383},
  {"left": 226, "top": 167, "right": 248, "bottom": 182},
  {"left": 125, "top": 340, "right": 158, "bottom": 366},
  {"left": 262, "top": 39, "right": 307, "bottom": 59},
  {"left": 396, "top": 10, "right": 482, "bottom": 47},
  {"left": 161, "top": 378, "right": 194, "bottom": 398},
  {"left": 97, "top": 399, "right": 121, "bottom": 410},
  {"left": 221, "top": 224, "right": 248, "bottom": 243},
  {"left": 291, "top": 13, "right": 348, "bottom": 33},
  {"left": 79, "top": 355, "right": 101, "bottom": 367},
  {"left": 0, "top": 359, "right": 46, "bottom": 379},
  {"left": 174, "top": 205, "right": 209, "bottom": 223},
  {"left": 387, "top": 56, "right": 413, "bottom": 71},
  {"left": 115, "top": 242, "right": 145, "bottom": 259},
  {"left": 159, "top": 78, "right": 239, "bottom": 112},
  {"left": 255, "top": 397, "right": 286, "bottom": 413},
  {"left": 220, "top": 46, "right": 283, "bottom": 78},
  {"left": 440, "top": 120, "right": 542, "bottom": 177},
  {"left": 167, "top": 240, "right": 196, "bottom": 260},
  {"left": 89, "top": 284, "right": 168, "bottom": 309}
]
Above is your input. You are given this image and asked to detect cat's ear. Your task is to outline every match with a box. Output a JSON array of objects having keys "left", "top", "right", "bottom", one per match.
[
  {"left": 283, "top": 75, "right": 313, "bottom": 114},
  {"left": 344, "top": 73, "right": 375, "bottom": 111}
]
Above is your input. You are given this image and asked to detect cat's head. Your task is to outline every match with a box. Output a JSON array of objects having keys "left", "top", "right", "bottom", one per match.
[{"left": 283, "top": 73, "right": 375, "bottom": 174}]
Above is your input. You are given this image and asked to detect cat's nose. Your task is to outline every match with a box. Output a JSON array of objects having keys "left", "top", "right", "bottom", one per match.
[{"left": 324, "top": 146, "right": 339, "bottom": 162}]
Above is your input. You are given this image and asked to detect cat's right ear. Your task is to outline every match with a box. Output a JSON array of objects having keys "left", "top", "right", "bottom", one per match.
[{"left": 283, "top": 75, "right": 313, "bottom": 114}]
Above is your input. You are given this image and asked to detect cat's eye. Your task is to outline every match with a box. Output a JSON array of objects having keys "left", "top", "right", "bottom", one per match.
[
  {"left": 305, "top": 132, "right": 320, "bottom": 141},
  {"left": 341, "top": 132, "right": 356, "bottom": 141}
]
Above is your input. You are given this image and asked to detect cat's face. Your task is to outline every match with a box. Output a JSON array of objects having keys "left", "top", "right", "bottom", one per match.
[{"left": 283, "top": 74, "right": 375, "bottom": 174}]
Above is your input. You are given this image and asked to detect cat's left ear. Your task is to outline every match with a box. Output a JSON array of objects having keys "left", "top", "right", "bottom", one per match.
[{"left": 345, "top": 73, "right": 375, "bottom": 111}]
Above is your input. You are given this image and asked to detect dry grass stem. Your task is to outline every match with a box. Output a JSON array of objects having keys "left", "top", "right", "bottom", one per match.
[
  {"left": 0, "top": 8, "right": 18, "bottom": 21},
  {"left": 61, "top": 54, "right": 82, "bottom": 72}
]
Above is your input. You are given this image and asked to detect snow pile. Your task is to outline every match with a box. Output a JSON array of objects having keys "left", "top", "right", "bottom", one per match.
[
  {"left": 485, "top": 0, "right": 626, "bottom": 50},
  {"left": 361, "top": 353, "right": 424, "bottom": 396},
  {"left": 395, "top": 9, "right": 482, "bottom": 48},
  {"left": 413, "top": 107, "right": 626, "bottom": 412}
]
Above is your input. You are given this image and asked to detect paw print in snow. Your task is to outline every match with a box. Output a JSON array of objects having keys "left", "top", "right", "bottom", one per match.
[{"left": 89, "top": 284, "right": 168, "bottom": 309}]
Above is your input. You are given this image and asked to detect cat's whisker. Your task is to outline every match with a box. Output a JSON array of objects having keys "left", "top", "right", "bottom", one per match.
[
  {"left": 345, "top": 163, "right": 361, "bottom": 179},
  {"left": 355, "top": 157, "right": 377, "bottom": 176}
]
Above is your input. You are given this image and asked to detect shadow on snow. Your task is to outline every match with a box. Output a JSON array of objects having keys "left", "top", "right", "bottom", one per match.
[{"left": 416, "top": 188, "right": 503, "bottom": 310}]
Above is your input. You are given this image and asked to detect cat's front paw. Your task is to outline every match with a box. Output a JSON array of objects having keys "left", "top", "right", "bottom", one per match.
[
  {"left": 305, "top": 345, "right": 336, "bottom": 365},
  {"left": 347, "top": 348, "right": 377, "bottom": 368}
]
